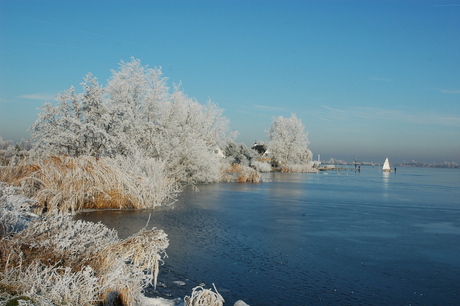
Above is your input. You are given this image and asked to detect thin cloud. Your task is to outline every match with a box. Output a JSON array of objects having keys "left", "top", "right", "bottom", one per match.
[
  {"left": 317, "top": 116, "right": 333, "bottom": 122},
  {"left": 20, "top": 93, "right": 56, "bottom": 101},
  {"left": 352, "top": 107, "right": 404, "bottom": 120},
  {"left": 322, "top": 105, "right": 347, "bottom": 113}
]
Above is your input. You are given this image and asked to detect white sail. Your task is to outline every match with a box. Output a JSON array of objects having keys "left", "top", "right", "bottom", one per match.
[{"left": 383, "top": 157, "right": 391, "bottom": 172}]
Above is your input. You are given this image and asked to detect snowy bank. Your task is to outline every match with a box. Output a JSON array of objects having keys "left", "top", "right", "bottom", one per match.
[{"left": 0, "top": 184, "right": 249, "bottom": 305}]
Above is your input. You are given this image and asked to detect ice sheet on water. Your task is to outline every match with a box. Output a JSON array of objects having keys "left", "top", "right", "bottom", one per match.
[{"left": 173, "top": 280, "right": 186, "bottom": 286}]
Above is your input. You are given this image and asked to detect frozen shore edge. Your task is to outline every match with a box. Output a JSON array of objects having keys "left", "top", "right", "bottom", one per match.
[{"left": 140, "top": 295, "right": 249, "bottom": 306}]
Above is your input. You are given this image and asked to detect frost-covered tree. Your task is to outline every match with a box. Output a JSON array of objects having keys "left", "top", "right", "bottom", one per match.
[
  {"left": 266, "top": 114, "right": 311, "bottom": 165},
  {"left": 30, "top": 58, "right": 232, "bottom": 183},
  {"left": 105, "top": 58, "right": 169, "bottom": 155},
  {"left": 15, "top": 138, "right": 32, "bottom": 151},
  {"left": 224, "top": 141, "right": 257, "bottom": 166},
  {"left": 30, "top": 74, "right": 111, "bottom": 157},
  {"left": 0, "top": 138, "right": 30, "bottom": 166},
  {"left": 0, "top": 137, "right": 13, "bottom": 151},
  {"left": 147, "top": 85, "right": 230, "bottom": 183},
  {"left": 105, "top": 60, "right": 231, "bottom": 183},
  {"left": 30, "top": 87, "right": 82, "bottom": 156},
  {"left": 79, "top": 74, "right": 113, "bottom": 156}
]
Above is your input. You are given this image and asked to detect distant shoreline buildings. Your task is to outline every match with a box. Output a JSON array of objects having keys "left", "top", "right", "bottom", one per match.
[{"left": 320, "top": 158, "right": 459, "bottom": 169}]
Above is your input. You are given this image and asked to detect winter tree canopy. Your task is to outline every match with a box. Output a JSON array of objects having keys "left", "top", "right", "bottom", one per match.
[
  {"left": 30, "top": 58, "right": 233, "bottom": 183},
  {"left": 266, "top": 114, "right": 312, "bottom": 166}
]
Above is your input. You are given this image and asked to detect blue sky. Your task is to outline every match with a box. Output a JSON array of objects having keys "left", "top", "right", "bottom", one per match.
[{"left": 1, "top": 0, "right": 459, "bottom": 163}]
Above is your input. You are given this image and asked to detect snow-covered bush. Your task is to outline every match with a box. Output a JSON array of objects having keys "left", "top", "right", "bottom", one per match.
[
  {"left": 8, "top": 212, "right": 118, "bottom": 264},
  {"left": 251, "top": 160, "right": 272, "bottom": 173},
  {"left": 224, "top": 141, "right": 257, "bottom": 166},
  {"left": 1, "top": 262, "right": 100, "bottom": 305},
  {"left": 0, "top": 183, "right": 38, "bottom": 237},
  {"left": 0, "top": 211, "right": 169, "bottom": 305}
]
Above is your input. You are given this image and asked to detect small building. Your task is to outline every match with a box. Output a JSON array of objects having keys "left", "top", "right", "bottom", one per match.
[{"left": 252, "top": 142, "right": 267, "bottom": 155}]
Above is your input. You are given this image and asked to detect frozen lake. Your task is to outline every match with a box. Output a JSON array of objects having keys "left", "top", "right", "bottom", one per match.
[{"left": 77, "top": 166, "right": 460, "bottom": 305}]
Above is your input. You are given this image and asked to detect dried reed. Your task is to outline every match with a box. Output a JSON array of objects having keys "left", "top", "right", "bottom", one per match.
[
  {"left": 1, "top": 262, "right": 100, "bottom": 305},
  {"left": 184, "top": 283, "right": 225, "bottom": 306},
  {"left": 0, "top": 156, "right": 39, "bottom": 190},
  {"left": 1, "top": 154, "right": 180, "bottom": 214},
  {"left": 280, "top": 163, "right": 318, "bottom": 173},
  {"left": 221, "top": 164, "right": 261, "bottom": 183}
]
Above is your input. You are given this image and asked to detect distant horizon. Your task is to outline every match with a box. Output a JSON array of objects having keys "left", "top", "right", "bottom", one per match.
[
  {"left": 2, "top": 133, "right": 458, "bottom": 166},
  {"left": 1, "top": 1, "right": 459, "bottom": 164},
  {"left": 0, "top": 111, "right": 458, "bottom": 165}
]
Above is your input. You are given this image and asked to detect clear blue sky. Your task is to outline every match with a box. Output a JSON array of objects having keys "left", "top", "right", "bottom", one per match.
[{"left": 1, "top": 0, "right": 459, "bottom": 163}]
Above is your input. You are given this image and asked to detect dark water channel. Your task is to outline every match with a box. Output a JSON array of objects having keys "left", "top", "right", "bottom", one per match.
[{"left": 76, "top": 167, "right": 460, "bottom": 305}]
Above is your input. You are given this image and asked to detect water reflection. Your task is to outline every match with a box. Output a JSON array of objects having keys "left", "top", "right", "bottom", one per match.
[
  {"left": 267, "top": 173, "right": 311, "bottom": 202},
  {"left": 382, "top": 171, "right": 390, "bottom": 198},
  {"left": 76, "top": 209, "right": 155, "bottom": 238}
]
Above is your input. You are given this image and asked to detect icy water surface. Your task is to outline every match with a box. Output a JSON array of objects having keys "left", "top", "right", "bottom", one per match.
[{"left": 77, "top": 167, "right": 460, "bottom": 305}]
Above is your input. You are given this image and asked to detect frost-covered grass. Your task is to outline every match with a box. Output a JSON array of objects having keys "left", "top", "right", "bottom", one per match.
[
  {"left": 280, "top": 163, "right": 318, "bottom": 173},
  {"left": 0, "top": 186, "right": 170, "bottom": 305},
  {"left": 221, "top": 164, "right": 261, "bottom": 183},
  {"left": 1, "top": 154, "right": 180, "bottom": 214},
  {"left": 251, "top": 160, "right": 272, "bottom": 173},
  {"left": 0, "top": 183, "right": 38, "bottom": 237},
  {"left": 0, "top": 174, "right": 251, "bottom": 306},
  {"left": 184, "top": 284, "right": 224, "bottom": 306}
]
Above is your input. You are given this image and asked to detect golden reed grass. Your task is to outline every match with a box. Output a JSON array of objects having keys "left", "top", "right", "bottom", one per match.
[
  {"left": 221, "top": 164, "right": 261, "bottom": 183},
  {"left": 0, "top": 155, "right": 179, "bottom": 214},
  {"left": 1, "top": 155, "right": 175, "bottom": 304}
]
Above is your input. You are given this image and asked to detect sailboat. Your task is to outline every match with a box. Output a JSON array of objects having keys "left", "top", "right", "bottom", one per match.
[{"left": 383, "top": 157, "right": 392, "bottom": 172}]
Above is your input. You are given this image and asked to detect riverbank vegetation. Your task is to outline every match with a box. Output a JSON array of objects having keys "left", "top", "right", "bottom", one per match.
[
  {"left": 0, "top": 57, "right": 316, "bottom": 207},
  {"left": 1, "top": 154, "right": 180, "bottom": 214},
  {"left": 0, "top": 184, "right": 169, "bottom": 305}
]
